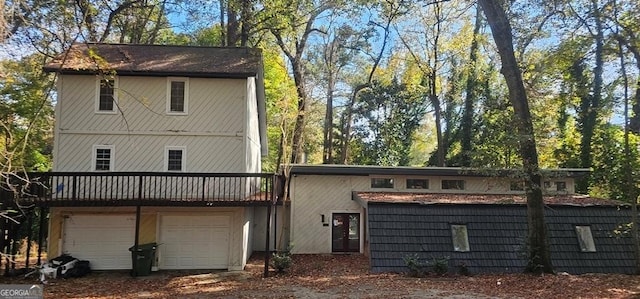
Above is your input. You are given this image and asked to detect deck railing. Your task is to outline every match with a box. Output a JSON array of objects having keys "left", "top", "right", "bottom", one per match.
[{"left": 13, "top": 172, "right": 277, "bottom": 206}]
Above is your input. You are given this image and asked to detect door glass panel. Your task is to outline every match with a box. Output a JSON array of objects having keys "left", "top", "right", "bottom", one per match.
[{"left": 332, "top": 213, "right": 360, "bottom": 253}]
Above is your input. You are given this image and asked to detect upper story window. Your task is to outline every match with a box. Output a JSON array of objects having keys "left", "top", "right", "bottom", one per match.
[
  {"left": 167, "top": 77, "right": 189, "bottom": 115},
  {"left": 371, "top": 178, "right": 394, "bottom": 189},
  {"left": 96, "top": 77, "right": 118, "bottom": 113},
  {"left": 442, "top": 179, "right": 465, "bottom": 190},
  {"left": 93, "top": 145, "right": 114, "bottom": 171},
  {"left": 165, "top": 146, "right": 186, "bottom": 171},
  {"left": 406, "top": 178, "right": 429, "bottom": 189},
  {"left": 575, "top": 225, "right": 596, "bottom": 252}
]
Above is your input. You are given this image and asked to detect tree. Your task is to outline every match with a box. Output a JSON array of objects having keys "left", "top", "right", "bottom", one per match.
[
  {"left": 478, "top": 0, "right": 552, "bottom": 273},
  {"left": 262, "top": 0, "right": 335, "bottom": 163},
  {"left": 350, "top": 78, "right": 427, "bottom": 166}
]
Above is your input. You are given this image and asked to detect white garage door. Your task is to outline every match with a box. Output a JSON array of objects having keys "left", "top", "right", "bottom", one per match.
[
  {"left": 159, "top": 214, "right": 230, "bottom": 270},
  {"left": 63, "top": 214, "right": 136, "bottom": 270}
]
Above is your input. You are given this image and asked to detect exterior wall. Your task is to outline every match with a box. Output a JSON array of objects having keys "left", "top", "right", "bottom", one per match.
[
  {"left": 252, "top": 205, "right": 288, "bottom": 252},
  {"left": 53, "top": 75, "right": 251, "bottom": 172},
  {"left": 287, "top": 173, "right": 579, "bottom": 256},
  {"left": 48, "top": 206, "right": 251, "bottom": 270},
  {"left": 290, "top": 175, "right": 364, "bottom": 254},
  {"left": 368, "top": 203, "right": 634, "bottom": 274},
  {"left": 245, "top": 77, "right": 262, "bottom": 174}
]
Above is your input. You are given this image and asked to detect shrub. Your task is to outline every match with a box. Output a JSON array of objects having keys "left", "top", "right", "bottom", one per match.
[
  {"left": 270, "top": 251, "right": 293, "bottom": 273},
  {"left": 432, "top": 256, "right": 449, "bottom": 275},
  {"left": 403, "top": 254, "right": 425, "bottom": 277}
]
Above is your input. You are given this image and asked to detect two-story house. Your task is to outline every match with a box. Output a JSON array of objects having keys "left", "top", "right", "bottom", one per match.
[
  {"left": 40, "top": 43, "right": 276, "bottom": 272},
  {"left": 21, "top": 43, "right": 633, "bottom": 276}
]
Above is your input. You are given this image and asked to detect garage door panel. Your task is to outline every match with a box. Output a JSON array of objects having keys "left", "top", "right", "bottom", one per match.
[
  {"left": 160, "top": 214, "right": 230, "bottom": 270},
  {"left": 63, "top": 215, "right": 135, "bottom": 270}
]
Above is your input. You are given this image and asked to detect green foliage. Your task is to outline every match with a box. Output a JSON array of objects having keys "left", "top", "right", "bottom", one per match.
[
  {"left": 0, "top": 54, "right": 54, "bottom": 172},
  {"left": 350, "top": 79, "right": 427, "bottom": 166},
  {"left": 589, "top": 125, "right": 640, "bottom": 202},
  {"left": 431, "top": 256, "right": 449, "bottom": 275},
  {"left": 270, "top": 250, "right": 293, "bottom": 273},
  {"left": 403, "top": 254, "right": 425, "bottom": 277}
]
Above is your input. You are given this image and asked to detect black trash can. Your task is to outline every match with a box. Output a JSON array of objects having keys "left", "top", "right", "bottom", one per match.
[{"left": 129, "top": 243, "right": 157, "bottom": 276}]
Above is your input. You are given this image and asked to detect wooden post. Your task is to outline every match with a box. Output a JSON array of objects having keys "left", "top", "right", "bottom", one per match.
[
  {"left": 37, "top": 207, "right": 46, "bottom": 266},
  {"left": 263, "top": 204, "right": 272, "bottom": 278},
  {"left": 25, "top": 211, "right": 33, "bottom": 269},
  {"left": 132, "top": 205, "right": 141, "bottom": 277}
]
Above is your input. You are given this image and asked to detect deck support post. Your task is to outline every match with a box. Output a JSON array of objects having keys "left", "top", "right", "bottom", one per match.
[
  {"left": 132, "top": 205, "right": 141, "bottom": 277},
  {"left": 263, "top": 203, "right": 272, "bottom": 278},
  {"left": 37, "top": 207, "right": 46, "bottom": 266}
]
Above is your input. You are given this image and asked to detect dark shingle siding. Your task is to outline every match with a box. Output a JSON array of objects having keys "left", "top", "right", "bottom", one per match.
[{"left": 368, "top": 203, "right": 634, "bottom": 274}]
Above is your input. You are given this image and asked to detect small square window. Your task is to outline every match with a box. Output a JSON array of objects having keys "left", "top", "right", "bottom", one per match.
[
  {"left": 165, "top": 147, "right": 185, "bottom": 171},
  {"left": 555, "top": 181, "right": 567, "bottom": 191},
  {"left": 442, "top": 180, "right": 465, "bottom": 190},
  {"left": 543, "top": 181, "right": 552, "bottom": 189},
  {"left": 371, "top": 178, "right": 393, "bottom": 189},
  {"left": 407, "top": 179, "right": 429, "bottom": 189},
  {"left": 93, "top": 145, "right": 114, "bottom": 171},
  {"left": 451, "top": 224, "right": 470, "bottom": 252},
  {"left": 575, "top": 226, "right": 596, "bottom": 252}
]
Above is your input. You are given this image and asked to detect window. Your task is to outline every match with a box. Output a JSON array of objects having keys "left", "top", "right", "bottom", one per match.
[
  {"left": 442, "top": 180, "right": 465, "bottom": 190},
  {"left": 96, "top": 77, "right": 118, "bottom": 113},
  {"left": 451, "top": 224, "right": 470, "bottom": 252},
  {"left": 555, "top": 181, "right": 567, "bottom": 191},
  {"left": 371, "top": 178, "right": 393, "bottom": 189},
  {"left": 165, "top": 146, "right": 185, "bottom": 171},
  {"left": 167, "top": 78, "right": 189, "bottom": 114},
  {"left": 575, "top": 226, "right": 596, "bottom": 252},
  {"left": 543, "top": 181, "right": 552, "bottom": 189},
  {"left": 406, "top": 179, "right": 429, "bottom": 189},
  {"left": 93, "top": 145, "right": 114, "bottom": 171},
  {"left": 510, "top": 181, "right": 525, "bottom": 191}
]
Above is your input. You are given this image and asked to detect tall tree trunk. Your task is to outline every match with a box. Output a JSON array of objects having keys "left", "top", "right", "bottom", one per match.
[
  {"left": 239, "top": 0, "right": 252, "bottom": 46},
  {"left": 578, "top": 0, "right": 605, "bottom": 193},
  {"left": 460, "top": 5, "right": 482, "bottom": 167},
  {"left": 430, "top": 1, "right": 445, "bottom": 167},
  {"left": 323, "top": 67, "right": 336, "bottom": 164},
  {"left": 226, "top": 0, "right": 240, "bottom": 46},
  {"left": 478, "top": 0, "right": 553, "bottom": 274}
]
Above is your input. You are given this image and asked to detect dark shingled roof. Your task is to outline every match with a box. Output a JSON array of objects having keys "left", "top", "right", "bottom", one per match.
[
  {"left": 354, "top": 192, "right": 625, "bottom": 206},
  {"left": 43, "top": 43, "right": 263, "bottom": 78}
]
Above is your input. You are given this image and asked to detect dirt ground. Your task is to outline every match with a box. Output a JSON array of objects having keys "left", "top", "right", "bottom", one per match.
[{"left": 2, "top": 254, "right": 640, "bottom": 298}]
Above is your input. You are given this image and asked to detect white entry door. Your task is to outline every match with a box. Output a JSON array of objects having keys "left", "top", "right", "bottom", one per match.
[
  {"left": 62, "top": 214, "right": 136, "bottom": 270},
  {"left": 159, "top": 214, "right": 230, "bottom": 269}
]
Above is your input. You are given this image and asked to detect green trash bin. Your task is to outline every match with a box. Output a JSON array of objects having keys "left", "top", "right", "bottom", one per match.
[{"left": 129, "top": 243, "right": 157, "bottom": 276}]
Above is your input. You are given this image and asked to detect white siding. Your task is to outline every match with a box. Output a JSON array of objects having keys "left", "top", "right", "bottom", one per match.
[
  {"left": 245, "top": 77, "right": 261, "bottom": 174},
  {"left": 289, "top": 174, "right": 579, "bottom": 254},
  {"left": 54, "top": 75, "right": 251, "bottom": 172},
  {"left": 290, "top": 176, "right": 363, "bottom": 254},
  {"left": 54, "top": 134, "right": 244, "bottom": 172},
  {"left": 252, "top": 206, "right": 288, "bottom": 252}
]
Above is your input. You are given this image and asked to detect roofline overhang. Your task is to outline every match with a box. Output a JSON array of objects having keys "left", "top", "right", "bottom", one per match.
[
  {"left": 286, "top": 164, "right": 590, "bottom": 178},
  {"left": 43, "top": 69, "right": 258, "bottom": 78}
]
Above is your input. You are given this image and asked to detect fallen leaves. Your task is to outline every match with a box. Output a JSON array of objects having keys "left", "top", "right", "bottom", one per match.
[{"left": 1, "top": 253, "right": 639, "bottom": 298}]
